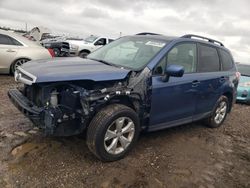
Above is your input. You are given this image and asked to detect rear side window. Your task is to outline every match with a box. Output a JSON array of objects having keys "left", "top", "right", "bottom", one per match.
[
  {"left": 94, "top": 38, "right": 106, "bottom": 45},
  {"left": 0, "top": 34, "right": 12, "bottom": 45},
  {"left": 0, "top": 34, "right": 22, "bottom": 46},
  {"left": 198, "top": 44, "right": 220, "bottom": 72},
  {"left": 219, "top": 49, "right": 234, "bottom": 71}
]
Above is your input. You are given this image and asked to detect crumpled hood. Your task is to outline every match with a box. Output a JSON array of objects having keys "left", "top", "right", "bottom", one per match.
[{"left": 18, "top": 57, "right": 130, "bottom": 84}]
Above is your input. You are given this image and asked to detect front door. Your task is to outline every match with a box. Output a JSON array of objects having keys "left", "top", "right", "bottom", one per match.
[{"left": 149, "top": 42, "right": 198, "bottom": 130}]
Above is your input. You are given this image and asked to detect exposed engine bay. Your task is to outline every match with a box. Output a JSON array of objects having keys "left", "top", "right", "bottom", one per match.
[{"left": 18, "top": 68, "right": 152, "bottom": 136}]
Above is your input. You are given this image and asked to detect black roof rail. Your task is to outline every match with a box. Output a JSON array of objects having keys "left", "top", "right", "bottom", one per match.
[
  {"left": 181, "top": 34, "right": 224, "bottom": 47},
  {"left": 136, "top": 32, "right": 160, "bottom": 36}
]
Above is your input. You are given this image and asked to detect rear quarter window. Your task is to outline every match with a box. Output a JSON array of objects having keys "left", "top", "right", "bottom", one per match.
[
  {"left": 219, "top": 49, "right": 234, "bottom": 71},
  {"left": 198, "top": 44, "right": 220, "bottom": 72}
]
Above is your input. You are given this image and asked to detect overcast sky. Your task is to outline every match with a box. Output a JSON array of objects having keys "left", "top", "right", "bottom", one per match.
[{"left": 0, "top": 0, "right": 249, "bottom": 63}]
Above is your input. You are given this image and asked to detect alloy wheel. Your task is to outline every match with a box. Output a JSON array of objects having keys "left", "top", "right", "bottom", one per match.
[
  {"left": 214, "top": 101, "right": 227, "bottom": 124},
  {"left": 14, "top": 59, "right": 28, "bottom": 72},
  {"left": 104, "top": 117, "right": 135, "bottom": 155}
]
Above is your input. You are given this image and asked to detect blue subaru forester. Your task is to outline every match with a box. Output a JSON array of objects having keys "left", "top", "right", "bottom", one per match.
[{"left": 9, "top": 33, "right": 239, "bottom": 161}]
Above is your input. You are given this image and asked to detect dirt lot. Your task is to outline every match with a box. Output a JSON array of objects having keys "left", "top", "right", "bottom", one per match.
[{"left": 0, "top": 75, "right": 249, "bottom": 188}]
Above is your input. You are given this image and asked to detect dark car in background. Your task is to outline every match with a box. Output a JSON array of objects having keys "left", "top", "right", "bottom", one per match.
[
  {"left": 236, "top": 63, "right": 250, "bottom": 104},
  {"left": 41, "top": 40, "right": 70, "bottom": 57},
  {"left": 8, "top": 33, "right": 239, "bottom": 161}
]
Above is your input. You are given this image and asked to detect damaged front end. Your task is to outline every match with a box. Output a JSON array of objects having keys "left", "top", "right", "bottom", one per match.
[
  {"left": 8, "top": 67, "right": 152, "bottom": 136},
  {"left": 8, "top": 84, "right": 87, "bottom": 136}
]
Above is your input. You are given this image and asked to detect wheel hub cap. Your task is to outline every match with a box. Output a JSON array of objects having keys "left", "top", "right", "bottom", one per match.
[
  {"left": 104, "top": 117, "right": 135, "bottom": 155},
  {"left": 214, "top": 101, "right": 227, "bottom": 124},
  {"left": 14, "top": 59, "right": 28, "bottom": 72}
]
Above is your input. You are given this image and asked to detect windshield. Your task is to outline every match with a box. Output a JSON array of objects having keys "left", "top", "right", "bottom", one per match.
[
  {"left": 237, "top": 64, "right": 250, "bottom": 76},
  {"left": 88, "top": 36, "right": 168, "bottom": 70},
  {"left": 66, "top": 37, "right": 84, "bottom": 41},
  {"left": 85, "top": 35, "right": 98, "bottom": 43}
]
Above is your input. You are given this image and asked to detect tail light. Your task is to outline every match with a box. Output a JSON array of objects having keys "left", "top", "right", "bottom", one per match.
[
  {"left": 235, "top": 71, "right": 241, "bottom": 80},
  {"left": 48, "top": 48, "right": 55, "bottom": 57}
]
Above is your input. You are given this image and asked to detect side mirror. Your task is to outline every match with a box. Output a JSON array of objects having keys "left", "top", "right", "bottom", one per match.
[{"left": 162, "top": 64, "right": 184, "bottom": 82}]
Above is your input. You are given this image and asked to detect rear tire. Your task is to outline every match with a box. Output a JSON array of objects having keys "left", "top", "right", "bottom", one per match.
[
  {"left": 205, "top": 96, "right": 229, "bottom": 128},
  {"left": 11, "top": 58, "right": 29, "bottom": 74},
  {"left": 86, "top": 104, "right": 140, "bottom": 162},
  {"left": 79, "top": 51, "right": 89, "bottom": 58}
]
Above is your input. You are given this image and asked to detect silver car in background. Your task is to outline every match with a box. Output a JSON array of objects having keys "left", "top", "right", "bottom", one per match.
[{"left": 0, "top": 29, "right": 53, "bottom": 74}]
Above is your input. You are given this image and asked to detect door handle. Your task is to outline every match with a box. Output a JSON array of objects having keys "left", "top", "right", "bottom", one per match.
[
  {"left": 6, "top": 49, "right": 16, "bottom": 52},
  {"left": 192, "top": 80, "right": 200, "bottom": 87},
  {"left": 220, "top": 76, "right": 226, "bottom": 83}
]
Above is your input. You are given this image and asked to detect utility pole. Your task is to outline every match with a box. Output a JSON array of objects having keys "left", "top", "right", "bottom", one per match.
[{"left": 25, "top": 22, "right": 27, "bottom": 32}]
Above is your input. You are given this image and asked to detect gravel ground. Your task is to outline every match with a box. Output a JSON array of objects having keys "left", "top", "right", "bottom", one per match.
[{"left": 0, "top": 75, "right": 249, "bottom": 188}]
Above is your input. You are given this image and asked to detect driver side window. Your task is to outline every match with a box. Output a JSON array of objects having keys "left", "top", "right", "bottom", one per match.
[
  {"left": 154, "top": 43, "right": 197, "bottom": 75},
  {"left": 94, "top": 38, "right": 106, "bottom": 46}
]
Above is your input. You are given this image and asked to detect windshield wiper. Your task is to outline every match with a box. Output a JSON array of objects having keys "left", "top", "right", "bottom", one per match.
[
  {"left": 88, "top": 58, "right": 112, "bottom": 66},
  {"left": 88, "top": 57, "right": 129, "bottom": 69},
  {"left": 87, "top": 57, "right": 132, "bottom": 70}
]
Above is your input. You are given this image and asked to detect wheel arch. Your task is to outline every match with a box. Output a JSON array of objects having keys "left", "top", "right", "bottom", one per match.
[
  {"left": 87, "top": 95, "right": 142, "bottom": 128},
  {"left": 9, "top": 57, "right": 31, "bottom": 74},
  {"left": 108, "top": 95, "right": 139, "bottom": 113},
  {"left": 222, "top": 91, "right": 233, "bottom": 112},
  {"left": 79, "top": 49, "right": 91, "bottom": 54}
]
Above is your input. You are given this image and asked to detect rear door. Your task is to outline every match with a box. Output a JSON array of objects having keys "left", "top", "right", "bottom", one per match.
[
  {"left": 0, "top": 34, "right": 19, "bottom": 73},
  {"left": 193, "top": 44, "right": 223, "bottom": 120},
  {"left": 149, "top": 42, "right": 198, "bottom": 130},
  {"left": 218, "top": 48, "right": 238, "bottom": 102}
]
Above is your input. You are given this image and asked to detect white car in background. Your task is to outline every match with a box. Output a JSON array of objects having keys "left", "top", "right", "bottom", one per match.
[
  {"left": 0, "top": 29, "right": 53, "bottom": 74},
  {"left": 76, "top": 35, "right": 114, "bottom": 57},
  {"left": 65, "top": 37, "right": 82, "bottom": 55}
]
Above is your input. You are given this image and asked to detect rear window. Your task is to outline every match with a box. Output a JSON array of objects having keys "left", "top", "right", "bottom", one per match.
[
  {"left": 219, "top": 49, "right": 234, "bottom": 71},
  {"left": 198, "top": 44, "right": 220, "bottom": 72}
]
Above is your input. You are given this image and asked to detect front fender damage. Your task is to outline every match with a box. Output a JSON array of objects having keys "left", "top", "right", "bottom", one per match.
[{"left": 40, "top": 67, "right": 152, "bottom": 136}]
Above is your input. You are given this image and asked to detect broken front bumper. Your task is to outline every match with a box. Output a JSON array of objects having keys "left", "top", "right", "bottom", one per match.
[
  {"left": 8, "top": 89, "right": 84, "bottom": 136},
  {"left": 8, "top": 89, "right": 57, "bottom": 135},
  {"left": 8, "top": 89, "right": 43, "bottom": 123}
]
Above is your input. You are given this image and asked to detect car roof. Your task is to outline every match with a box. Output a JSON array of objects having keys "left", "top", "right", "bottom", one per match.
[
  {"left": 130, "top": 33, "right": 229, "bottom": 51},
  {"left": 129, "top": 34, "right": 177, "bottom": 42}
]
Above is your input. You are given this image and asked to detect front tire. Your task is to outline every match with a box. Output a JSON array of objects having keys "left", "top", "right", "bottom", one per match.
[
  {"left": 79, "top": 51, "right": 89, "bottom": 58},
  {"left": 205, "top": 96, "right": 229, "bottom": 128},
  {"left": 87, "top": 104, "right": 140, "bottom": 161}
]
